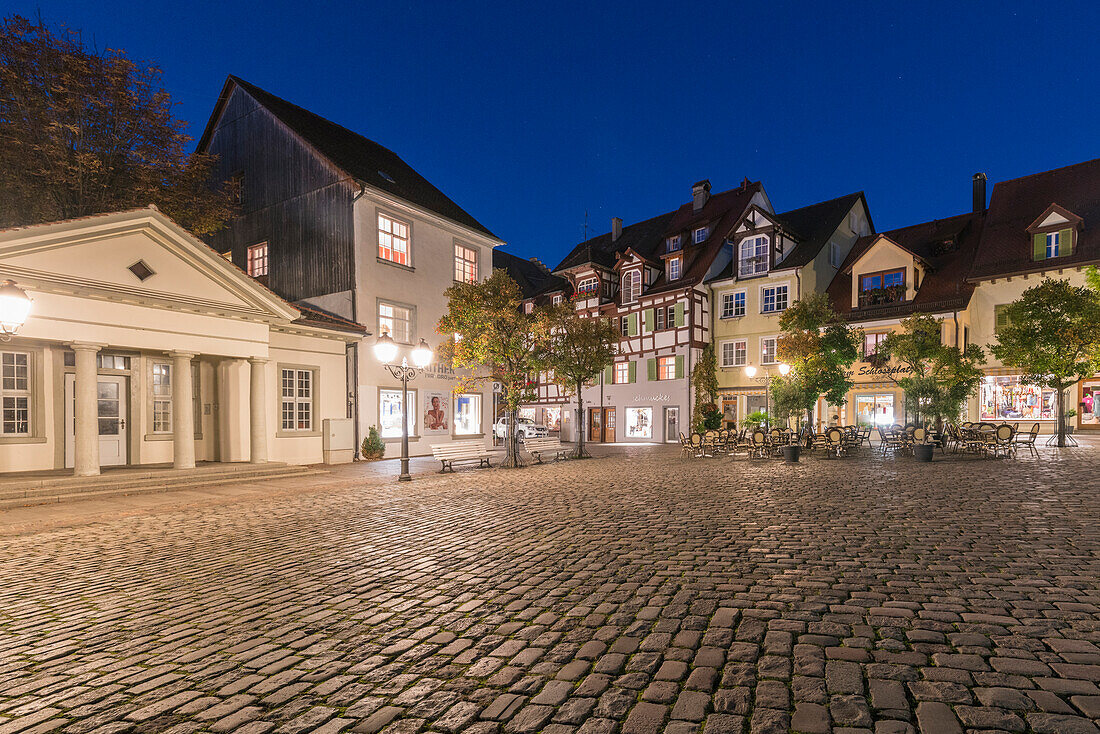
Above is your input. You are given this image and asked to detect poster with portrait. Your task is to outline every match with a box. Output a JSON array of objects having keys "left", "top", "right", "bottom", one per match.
[{"left": 424, "top": 391, "right": 449, "bottom": 434}]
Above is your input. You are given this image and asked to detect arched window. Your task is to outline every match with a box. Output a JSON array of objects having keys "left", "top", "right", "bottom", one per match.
[{"left": 621, "top": 270, "right": 641, "bottom": 302}]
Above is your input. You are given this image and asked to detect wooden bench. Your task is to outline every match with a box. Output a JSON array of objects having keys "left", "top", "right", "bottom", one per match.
[
  {"left": 523, "top": 438, "right": 570, "bottom": 463},
  {"left": 430, "top": 441, "right": 493, "bottom": 473}
]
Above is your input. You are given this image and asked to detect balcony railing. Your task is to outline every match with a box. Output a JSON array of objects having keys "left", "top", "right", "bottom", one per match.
[
  {"left": 738, "top": 256, "right": 769, "bottom": 277},
  {"left": 858, "top": 284, "right": 906, "bottom": 308}
]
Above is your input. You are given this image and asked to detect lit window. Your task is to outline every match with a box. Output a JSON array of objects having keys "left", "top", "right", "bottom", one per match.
[
  {"left": 658, "top": 356, "right": 677, "bottom": 380},
  {"left": 152, "top": 362, "right": 172, "bottom": 433},
  {"left": 1, "top": 351, "right": 30, "bottom": 436},
  {"left": 667, "top": 257, "right": 681, "bottom": 281},
  {"left": 694, "top": 226, "right": 709, "bottom": 243},
  {"left": 761, "top": 285, "right": 788, "bottom": 313},
  {"left": 454, "top": 244, "right": 478, "bottom": 283},
  {"left": 761, "top": 337, "right": 778, "bottom": 364},
  {"left": 247, "top": 242, "right": 268, "bottom": 277},
  {"left": 721, "top": 291, "right": 746, "bottom": 318},
  {"left": 621, "top": 270, "right": 641, "bottom": 302},
  {"left": 280, "top": 368, "right": 314, "bottom": 431},
  {"left": 614, "top": 362, "right": 630, "bottom": 384},
  {"left": 378, "top": 213, "right": 410, "bottom": 265},
  {"left": 454, "top": 394, "right": 481, "bottom": 435},
  {"left": 577, "top": 277, "right": 599, "bottom": 294},
  {"left": 721, "top": 340, "right": 747, "bottom": 368},
  {"left": 864, "top": 332, "right": 888, "bottom": 359},
  {"left": 380, "top": 388, "right": 415, "bottom": 437},
  {"left": 379, "top": 302, "right": 412, "bottom": 343},
  {"left": 1046, "top": 231, "right": 1060, "bottom": 258},
  {"left": 739, "top": 236, "right": 769, "bottom": 276},
  {"left": 859, "top": 269, "right": 905, "bottom": 307}
]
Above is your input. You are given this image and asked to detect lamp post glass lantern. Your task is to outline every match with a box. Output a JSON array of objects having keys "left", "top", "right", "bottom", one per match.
[
  {"left": 743, "top": 362, "right": 790, "bottom": 431},
  {"left": 0, "top": 279, "right": 32, "bottom": 340},
  {"left": 373, "top": 331, "right": 432, "bottom": 481}
]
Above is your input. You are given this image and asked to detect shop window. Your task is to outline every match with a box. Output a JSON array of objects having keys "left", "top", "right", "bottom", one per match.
[
  {"left": 856, "top": 394, "right": 895, "bottom": 426},
  {"left": 454, "top": 394, "right": 481, "bottom": 435},
  {"left": 625, "top": 407, "right": 652, "bottom": 438},
  {"left": 1081, "top": 382, "right": 1099, "bottom": 426},
  {"left": 380, "top": 388, "right": 416, "bottom": 437},
  {"left": 980, "top": 375, "right": 1056, "bottom": 421}
]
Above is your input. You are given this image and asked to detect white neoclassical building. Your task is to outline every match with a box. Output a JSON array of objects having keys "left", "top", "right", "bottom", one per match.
[{"left": 0, "top": 207, "right": 365, "bottom": 477}]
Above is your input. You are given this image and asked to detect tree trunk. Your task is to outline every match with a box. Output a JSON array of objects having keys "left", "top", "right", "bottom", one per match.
[
  {"left": 574, "top": 388, "right": 588, "bottom": 459},
  {"left": 1056, "top": 386, "right": 1066, "bottom": 448},
  {"left": 500, "top": 406, "right": 524, "bottom": 468},
  {"left": 805, "top": 407, "right": 814, "bottom": 447}
]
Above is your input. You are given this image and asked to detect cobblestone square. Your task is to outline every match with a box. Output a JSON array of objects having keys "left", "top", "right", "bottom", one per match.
[{"left": 2, "top": 445, "right": 1100, "bottom": 733}]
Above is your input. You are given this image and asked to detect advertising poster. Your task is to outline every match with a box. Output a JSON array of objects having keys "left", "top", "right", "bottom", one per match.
[{"left": 424, "top": 391, "right": 449, "bottom": 434}]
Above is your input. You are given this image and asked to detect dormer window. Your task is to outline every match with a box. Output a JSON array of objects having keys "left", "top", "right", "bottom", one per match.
[
  {"left": 666, "top": 236, "right": 682, "bottom": 254},
  {"left": 577, "top": 276, "right": 599, "bottom": 295},
  {"left": 667, "top": 257, "right": 681, "bottom": 281},
  {"left": 621, "top": 270, "right": 641, "bottom": 303},
  {"left": 738, "top": 236, "right": 769, "bottom": 277},
  {"left": 693, "top": 226, "right": 709, "bottom": 244},
  {"left": 858, "top": 268, "right": 905, "bottom": 308}
]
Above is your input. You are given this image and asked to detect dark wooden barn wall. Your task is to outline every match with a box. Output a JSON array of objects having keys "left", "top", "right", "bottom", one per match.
[{"left": 203, "top": 88, "right": 355, "bottom": 303}]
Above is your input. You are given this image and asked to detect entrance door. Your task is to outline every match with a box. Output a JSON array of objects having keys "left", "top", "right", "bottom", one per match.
[
  {"left": 589, "top": 407, "right": 602, "bottom": 443},
  {"left": 665, "top": 407, "right": 679, "bottom": 442},
  {"left": 603, "top": 408, "right": 616, "bottom": 442},
  {"left": 65, "top": 374, "right": 128, "bottom": 468}
]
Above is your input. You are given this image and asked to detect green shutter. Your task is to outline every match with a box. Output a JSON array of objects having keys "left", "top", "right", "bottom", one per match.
[
  {"left": 1033, "top": 233, "right": 1046, "bottom": 260},
  {"left": 674, "top": 355, "right": 685, "bottom": 380},
  {"left": 628, "top": 361, "right": 637, "bottom": 383},
  {"left": 674, "top": 302, "right": 686, "bottom": 327},
  {"left": 628, "top": 313, "right": 639, "bottom": 337},
  {"left": 603, "top": 365, "right": 612, "bottom": 383},
  {"left": 643, "top": 308, "right": 654, "bottom": 332},
  {"left": 1061, "top": 228, "right": 1073, "bottom": 256},
  {"left": 647, "top": 358, "right": 657, "bottom": 381}
]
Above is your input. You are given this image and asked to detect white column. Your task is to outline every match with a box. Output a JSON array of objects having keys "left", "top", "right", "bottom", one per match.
[
  {"left": 170, "top": 351, "right": 196, "bottom": 469},
  {"left": 249, "top": 358, "right": 269, "bottom": 464},
  {"left": 72, "top": 343, "right": 102, "bottom": 477}
]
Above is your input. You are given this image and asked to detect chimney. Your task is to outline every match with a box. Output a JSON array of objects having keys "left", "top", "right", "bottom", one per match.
[
  {"left": 611, "top": 217, "right": 622, "bottom": 242},
  {"left": 692, "top": 179, "right": 711, "bottom": 212},
  {"left": 972, "top": 172, "right": 987, "bottom": 214}
]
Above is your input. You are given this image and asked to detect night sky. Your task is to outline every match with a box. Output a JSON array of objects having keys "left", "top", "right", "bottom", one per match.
[{"left": 14, "top": 1, "right": 1100, "bottom": 266}]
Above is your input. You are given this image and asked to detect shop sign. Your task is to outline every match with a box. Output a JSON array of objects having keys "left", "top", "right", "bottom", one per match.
[
  {"left": 845, "top": 365, "right": 913, "bottom": 378},
  {"left": 632, "top": 393, "right": 673, "bottom": 402}
]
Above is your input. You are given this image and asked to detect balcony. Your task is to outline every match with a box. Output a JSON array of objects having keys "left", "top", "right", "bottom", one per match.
[
  {"left": 738, "top": 256, "right": 769, "bottom": 278},
  {"left": 858, "top": 284, "right": 906, "bottom": 309}
]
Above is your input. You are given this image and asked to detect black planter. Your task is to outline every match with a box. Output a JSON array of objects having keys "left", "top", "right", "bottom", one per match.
[
  {"left": 914, "top": 444, "right": 934, "bottom": 462},
  {"left": 782, "top": 445, "right": 801, "bottom": 463}
]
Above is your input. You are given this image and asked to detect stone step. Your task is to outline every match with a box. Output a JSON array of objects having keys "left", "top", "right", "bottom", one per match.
[
  {"left": 3, "top": 461, "right": 303, "bottom": 492},
  {"left": 0, "top": 465, "right": 323, "bottom": 508}
]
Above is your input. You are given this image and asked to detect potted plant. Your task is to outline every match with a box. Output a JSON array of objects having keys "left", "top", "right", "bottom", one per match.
[
  {"left": 913, "top": 441, "right": 934, "bottom": 462},
  {"left": 782, "top": 443, "right": 801, "bottom": 463}
]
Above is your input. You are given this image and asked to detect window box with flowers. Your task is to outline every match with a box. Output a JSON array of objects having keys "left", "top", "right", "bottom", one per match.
[{"left": 858, "top": 283, "right": 906, "bottom": 308}]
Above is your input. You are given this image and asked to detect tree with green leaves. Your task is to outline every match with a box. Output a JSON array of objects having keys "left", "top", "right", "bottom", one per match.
[
  {"left": 690, "top": 343, "right": 720, "bottom": 431},
  {"left": 880, "top": 313, "right": 986, "bottom": 431},
  {"left": 989, "top": 278, "right": 1100, "bottom": 447},
  {"left": 534, "top": 300, "right": 618, "bottom": 458},
  {"left": 774, "top": 292, "right": 862, "bottom": 442},
  {"left": 0, "top": 14, "right": 234, "bottom": 234},
  {"left": 1087, "top": 265, "right": 1100, "bottom": 293},
  {"left": 438, "top": 269, "right": 549, "bottom": 468}
]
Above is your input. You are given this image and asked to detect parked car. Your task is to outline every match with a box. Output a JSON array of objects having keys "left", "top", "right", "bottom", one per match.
[{"left": 493, "top": 416, "right": 548, "bottom": 440}]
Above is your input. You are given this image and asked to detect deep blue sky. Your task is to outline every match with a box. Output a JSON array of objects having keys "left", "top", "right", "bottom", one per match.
[{"left": 17, "top": 1, "right": 1100, "bottom": 266}]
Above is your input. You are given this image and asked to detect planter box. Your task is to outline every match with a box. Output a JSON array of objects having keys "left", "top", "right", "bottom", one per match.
[
  {"left": 914, "top": 444, "right": 934, "bottom": 462},
  {"left": 782, "top": 445, "right": 801, "bottom": 463}
]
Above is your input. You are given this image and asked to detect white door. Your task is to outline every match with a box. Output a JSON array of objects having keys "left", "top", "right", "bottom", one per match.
[
  {"left": 665, "top": 407, "right": 679, "bottom": 442},
  {"left": 65, "top": 374, "right": 128, "bottom": 468}
]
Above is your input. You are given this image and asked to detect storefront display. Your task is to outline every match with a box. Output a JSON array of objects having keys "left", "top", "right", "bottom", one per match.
[
  {"left": 454, "top": 394, "right": 481, "bottom": 435},
  {"left": 625, "top": 407, "right": 652, "bottom": 438},
  {"left": 856, "top": 394, "right": 894, "bottom": 426},
  {"left": 380, "top": 389, "right": 416, "bottom": 437},
  {"left": 1081, "top": 382, "right": 1099, "bottom": 426},
  {"left": 980, "top": 376, "right": 1055, "bottom": 421},
  {"left": 543, "top": 406, "right": 561, "bottom": 431}
]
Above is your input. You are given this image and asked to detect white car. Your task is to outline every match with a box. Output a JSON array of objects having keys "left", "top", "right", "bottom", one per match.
[{"left": 493, "top": 416, "right": 549, "bottom": 440}]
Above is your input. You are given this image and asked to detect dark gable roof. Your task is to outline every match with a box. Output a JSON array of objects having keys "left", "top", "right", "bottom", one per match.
[
  {"left": 828, "top": 211, "right": 983, "bottom": 320},
  {"left": 554, "top": 210, "right": 675, "bottom": 273},
  {"left": 969, "top": 156, "right": 1100, "bottom": 280},
  {"left": 772, "top": 192, "right": 868, "bottom": 271},
  {"left": 293, "top": 303, "right": 369, "bottom": 334},
  {"left": 200, "top": 76, "right": 500, "bottom": 241},
  {"left": 493, "top": 249, "right": 569, "bottom": 300}
]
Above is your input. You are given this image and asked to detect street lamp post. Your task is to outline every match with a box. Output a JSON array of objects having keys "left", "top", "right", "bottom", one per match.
[
  {"left": 0, "top": 279, "right": 32, "bottom": 340},
  {"left": 373, "top": 332, "right": 433, "bottom": 482},
  {"left": 743, "top": 362, "right": 790, "bottom": 431}
]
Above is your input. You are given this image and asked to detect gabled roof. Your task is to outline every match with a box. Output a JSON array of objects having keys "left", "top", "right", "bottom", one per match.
[
  {"left": 969, "top": 157, "right": 1100, "bottom": 280},
  {"left": 198, "top": 76, "right": 501, "bottom": 241},
  {"left": 493, "top": 249, "right": 570, "bottom": 300},
  {"left": 773, "top": 192, "right": 869, "bottom": 271},
  {"left": 828, "top": 211, "right": 983, "bottom": 320},
  {"left": 1025, "top": 202, "right": 1083, "bottom": 232},
  {"left": 554, "top": 210, "right": 676, "bottom": 273}
]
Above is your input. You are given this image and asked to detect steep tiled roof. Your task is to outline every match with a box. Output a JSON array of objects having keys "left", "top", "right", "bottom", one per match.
[
  {"left": 199, "top": 76, "right": 500, "bottom": 241},
  {"left": 828, "top": 211, "right": 983, "bottom": 320},
  {"left": 970, "top": 157, "right": 1100, "bottom": 280},
  {"left": 294, "top": 303, "right": 369, "bottom": 334},
  {"left": 554, "top": 211, "right": 676, "bottom": 272},
  {"left": 772, "top": 192, "right": 868, "bottom": 271},
  {"left": 493, "top": 249, "right": 570, "bottom": 300}
]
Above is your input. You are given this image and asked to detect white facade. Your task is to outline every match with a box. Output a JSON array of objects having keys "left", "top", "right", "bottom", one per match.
[{"left": 0, "top": 208, "right": 361, "bottom": 475}]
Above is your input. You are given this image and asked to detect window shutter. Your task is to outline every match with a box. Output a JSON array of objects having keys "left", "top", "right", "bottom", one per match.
[
  {"left": 603, "top": 365, "right": 612, "bottom": 383},
  {"left": 674, "top": 355, "right": 685, "bottom": 380},
  {"left": 674, "top": 302, "right": 686, "bottom": 327},
  {"left": 628, "top": 361, "right": 637, "bottom": 383},
  {"left": 647, "top": 358, "right": 657, "bottom": 381},
  {"left": 1033, "top": 233, "right": 1046, "bottom": 260},
  {"left": 643, "top": 308, "right": 654, "bottom": 332},
  {"left": 1061, "top": 228, "right": 1074, "bottom": 256}
]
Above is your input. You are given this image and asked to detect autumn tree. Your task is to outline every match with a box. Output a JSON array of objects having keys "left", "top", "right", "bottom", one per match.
[
  {"left": 534, "top": 300, "right": 618, "bottom": 458},
  {"left": 774, "top": 293, "right": 862, "bottom": 441},
  {"left": 438, "top": 270, "right": 549, "bottom": 468},
  {"left": 880, "top": 313, "right": 986, "bottom": 431},
  {"left": 990, "top": 278, "right": 1100, "bottom": 447},
  {"left": 0, "top": 15, "right": 233, "bottom": 234}
]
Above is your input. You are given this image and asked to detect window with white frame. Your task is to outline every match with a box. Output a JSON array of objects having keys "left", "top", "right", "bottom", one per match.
[
  {"left": 454, "top": 244, "right": 478, "bottom": 283},
  {"left": 620, "top": 315, "right": 630, "bottom": 337},
  {"left": 1, "top": 351, "right": 30, "bottom": 436},
  {"left": 666, "top": 235, "right": 682, "bottom": 253},
  {"left": 378, "top": 302, "right": 412, "bottom": 343},
  {"left": 552, "top": 294, "right": 562, "bottom": 305},
  {"left": 280, "top": 368, "right": 314, "bottom": 431},
  {"left": 864, "top": 332, "right": 888, "bottom": 359},
  {"left": 721, "top": 291, "right": 746, "bottom": 318},
  {"left": 761, "top": 337, "right": 778, "bottom": 364},
  {"left": 152, "top": 362, "right": 172, "bottom": 433},
  {"left": 380, "top": 388, "right": 416, "bottom": 438},
  {"left": 667, "top": 257, "right": 681, "bottom": 281},
  {"left": 654, "top": 304, "right": 675, "bottom": 331},
  {"left": 378, "top": 213, "right": 410, "bottom": 265},
  {"left": 657, "top": 355, "right": 677, "bottom": 380},
  {"left": 614, "top": 361, "right": 630, "bottom": 384},
  {"left": 454, "top": 394, "right": 481, "bottom": 435},
  {"left": 739, "top": 236, "right": 769, "bottom": 277},
  {"left": 1046, "top": 231, "right": 1060, "bottom": 258},
  {"left": 247, "top": 242, "right": 268, "bottom": 277},
  {"left": 721, "top": 340, "right": 747, "bottom": 368},
  {"left": 621, "top": 270, "right": 641, "bottom": 302},
  {"left": 693, "top": 226, "right": 709, "bottom": 243},
  {"left": 576, "top": 276, "right": 598, "bottom": 295},
  {"left": 761, "top": 285, "right": 788, "bottom": 313}
]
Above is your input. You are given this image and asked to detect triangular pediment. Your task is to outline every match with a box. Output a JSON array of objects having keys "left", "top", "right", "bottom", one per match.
[
  {"left": 1027, "top": 203, "right": 1082, "bottom": 232},
  {"left": 735, "top": 205, "right": 777, "bottom": 234},
  {"left": 0, "top": 208, "right": 299, "bottom": 322},
  {"left": 844, "top": 235, "right": 920, "bottom": 274}
]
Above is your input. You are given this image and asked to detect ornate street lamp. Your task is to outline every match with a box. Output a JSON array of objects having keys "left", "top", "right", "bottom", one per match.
[
  {"left": 743, "top": 361, "right": 790, "bottom": 431},
  {"left": 374, "top": 332, "right": 432, "bottom": 481},
  {"left": 0, "top": 280, "right": 32, "bottom": 341}
]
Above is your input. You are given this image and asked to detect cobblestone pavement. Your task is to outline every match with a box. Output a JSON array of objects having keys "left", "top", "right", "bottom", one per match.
[{"left": 2, "top": 446, "right": 1100, "bottom": 734}]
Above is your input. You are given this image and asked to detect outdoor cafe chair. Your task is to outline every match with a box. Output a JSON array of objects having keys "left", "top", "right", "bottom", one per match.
[
  {"left": 689, "top": 433, "right": 710, "bottom": 458},
  {"left": 1014, "top": 422, "right": 1041, "bottom": 458},
  {"left": 749, "top": 430, "right": 769, "bottom": 459},
  {"left": 994, "top": 424, "right": 1017, "bottom": 458},
  {"left": 824, "top": 427, "right": 848, "bottom": 458},
  {"left": 858, "top": 425, "right": 873, "bottom": 448},
  {"left": 877, "top": 426, "right": 905, "bottom": 456},
  {"left": 678, "top": 432, "right": 693, "bottom": 458}
]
